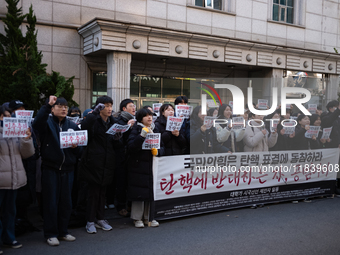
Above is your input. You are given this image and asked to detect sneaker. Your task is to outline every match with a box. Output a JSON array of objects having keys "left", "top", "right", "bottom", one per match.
[
  {"left": 3, "top": 241, "right": 22, "bottom": 249},
  {"left": 144, "top": 220, "right": 159, "bottom": 227},
  {"left": 59, "top": 234, "right": 76, "bottom": 241},
  {"left": 250, "top": 204, "right": 257, "bottom": 209},
  {"left": 107, "top": 204, "right": 115, "bottom": 209},
  {"left": 304, "top": 198, "right": 312, "bottom": 203},
  {"left": 118, "top": 209, "right": 130, "bottom": 217},
  {"left": 95, "top": 220, "right": 112, "bottom": 231},
  {"left": 134, "top": 220, "right": 144, "bottom": 228},
  {"left": 86, "top": 222, "right": 97, "bottom": 234},
  {"left": 47, "top": 237, "right": 59, "bottom": 246}
]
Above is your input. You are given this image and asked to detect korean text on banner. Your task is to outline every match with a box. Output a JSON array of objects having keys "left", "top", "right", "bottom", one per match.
[
  {"left": 106, "top": 124, "right": 131, "bottom": 135},
  {"left": 59, "top": 130, "right": 88, "bottom": 149},
  {"left": 175, "top": 105, "right": 191, "bottom": 119},
  {"left": 2, "top": 117, "right": 29, "bottom": 138},
  {"left": 204, "top": 116, "right": 216, "bottom": 129},
  {"left": 15, "top": 110, "right": 34, "bottom": 124},
  {"left": 305, "top": 126, "right": 320, "bottom": 139},
  {"left": 321, "top": 127, "right": 332, "bottom": 139},
  {"left": 166, "top": 116, "right": 184, "bottom": 131},
  {"left": 142, "top": 133, "right": 161, "bottom": 150}
]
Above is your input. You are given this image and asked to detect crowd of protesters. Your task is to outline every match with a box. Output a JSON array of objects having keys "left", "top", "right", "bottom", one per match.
[{"left": 0, "top": 95, "right": 340, "bottom": 253}]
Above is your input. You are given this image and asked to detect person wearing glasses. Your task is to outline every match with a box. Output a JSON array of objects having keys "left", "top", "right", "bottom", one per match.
[{"left": 33, "top": 96, "right": 81, "bottom": 246}]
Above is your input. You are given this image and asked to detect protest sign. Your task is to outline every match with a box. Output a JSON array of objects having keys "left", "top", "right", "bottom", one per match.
[
  {"left": 258, "top": 99, "right": 268, "bottom": 109},
  {"left": 321, "top": 127, "right": 332, "bottom": 139},
  {"left": 153, "top": 103, "right": 162, "bottom": 113},
  {"left": 142, "top": 133, "right": 161, "bottom": 150},
  {"left": 2, "top": 117, "right": 29, "bottom": 138},
  {"left": 308, "top": 104, "right": 317, "bottom": 114},
  {"left": 106, "top": 124, "right": 131, "bottom": 136},
  {"left": 232, "top": 117, "right": 245, "bottom": 130},
  {"left": 15, "top": 110, "right": 34, "bottom": 124},
  {"left": 175, "top": 105, "right": 191, "bottom": 119},
  {"left": 207, "top": 100, "right": 219, "bottom": 108},
  {"left": 270, "top": 119, "right": 280, "bottom": 133},
  {"left": 166, "top": 116, "right": 184, "bottom": 131},
  {"left": 229, "top": 101, "right": 233, "bottom": 108},
  {"left": 283, "top": 121, "right": 295, "bottom": 135},
  {"left": 305, "top": 126, "right": 320, "bottom": 139},
  {"left": 204, "top": 116, "right": 217, "bottom": 129},
  {"left": 59, "top": 130, "right": 88, "bottom": 149}
]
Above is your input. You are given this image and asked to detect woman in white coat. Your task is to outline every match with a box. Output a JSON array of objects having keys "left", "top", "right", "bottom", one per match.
[
  {"left": 0, "top": 106, "right": 35, "bottom": 251},
  {"left": 243, "top": 111, "right": 278, "bottom": 152}
]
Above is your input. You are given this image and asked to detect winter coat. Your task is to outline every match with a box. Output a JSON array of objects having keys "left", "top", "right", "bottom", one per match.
[
  {"left": 154, "top": 115, "right": 187, "bottom": 156},
  {"left": 0, "top": 126, "right": 35, "bottom": 190},
  {"left": 291, "top": 125, "right": 318, "bottom": 150},
  {"left": 321, "top": 109, "right": 340, "bottom": 148},
  {"left": 33, "top": 105, "right": 81, "bottom": 172},
  {"left": 79, "top": 112, "right": 121, "bottom": 186},
  {"left": 243, "top": 122, "right": 278, "bottom": 152},
  {"left": 126, "top": 123, "right": 164, "bottom": 201},
  {"left": 190, "top": 118, "right": 229, "bottom": 154}
]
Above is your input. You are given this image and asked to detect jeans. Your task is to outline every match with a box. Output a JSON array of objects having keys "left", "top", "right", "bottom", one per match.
[
  {"left": 42, "top": 168, "right": 74, "bottom": 239},
  {"left": 0, "top": 189, "right": 17, "bottom": 244}
]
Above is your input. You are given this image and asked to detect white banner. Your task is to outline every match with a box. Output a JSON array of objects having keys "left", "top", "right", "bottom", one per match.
[
  {"left": 153, "top": 149, "right": 339, "bottom": 201},
  {"left": 59, "top": 130, "right": 88, "bottom": 148},
  {"left": 2, "top": 117, "right": 29, "bottom": 138}
]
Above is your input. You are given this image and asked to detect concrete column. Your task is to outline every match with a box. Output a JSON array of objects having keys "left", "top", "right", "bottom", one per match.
[
  {"left": 106, "top": 52, "right": 132, "bottom": 112},
  {"left": 262, "top": 68, "right": 283, "bottom": 106},
  {"left": 325, "top": 74, "right": 339, "bottom": 105}
]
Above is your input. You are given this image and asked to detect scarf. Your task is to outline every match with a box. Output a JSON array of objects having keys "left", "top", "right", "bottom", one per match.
[
  {"left": 137, "top": 122, "right": 155, "bottom": 132},
  {"left": 120, "top": 111, "right": 135, "bottom": 121}
]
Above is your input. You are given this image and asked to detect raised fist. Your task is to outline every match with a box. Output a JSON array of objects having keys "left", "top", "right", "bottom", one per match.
[
  {"left": 93, "top": 103, "right": 105, "bottom": 114},
  {"left": 49, "top": 95, "right": 57, "bottom": 106}
]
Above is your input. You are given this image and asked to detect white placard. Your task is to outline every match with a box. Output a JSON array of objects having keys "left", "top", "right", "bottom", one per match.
[
  {"left": 106, "top": 124, "right": 131, "bottom": 136},
  {"left": 270, "top": 119, "right": 280, "bottom": 133},
  {"left": 175, "top": 105, "right": 192, "bottom": 119},
  {"left": 229, "top": 101, "right": 233, "bottom": 108},
  {"left": 283, "top": 121, "right": 295, "bottom": 135},
  {"left": 152, "top": 116, "right": 158, "bottom": 123},
  {"left": 15, "top": 110, "right": 34, "bottom": 124},
  {"left": 308, "top": 104, "right": 317, "bottom": 114},
  {"left": 2, "top": 117, "right": 29, "bottom": 138},
  {"left": 305, "top": 126, "right": 320, "bottom": 139},
  {"left": 153, "top": 103, "right": 162, "bottom": 113},
  {"left": 59, "top": 130, "right": 88, "bottom": 149},
  {"left": 232, "top": 117, "right": 245, "bottom": 130},
  {"left": 204, "top": 116, "right": 217, "bottom": 129},
  {"left": 142, "top": 133, "right": 161, "bottom": 150},
  {"left": 258, "top": 99, "right": 268, "bottom": 110},
  {"left": 321, "top": 127, "right": 332, "bottom": 139},
  {"left": 166, "top": 116, "right": 184, "bottom": 131},
  {"left": 207, "top": 99, "right": 219, "bottom": 108}
]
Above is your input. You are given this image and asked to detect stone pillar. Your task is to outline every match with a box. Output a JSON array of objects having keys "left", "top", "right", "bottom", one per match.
[
  {"left": 262, "top": 68, "right": 283, "bottom": 106},
  {"left": 325, "top": 74, "right": 339, "bottom": 105},
  {"left": 106, "top": 52, "right": 132, "bottom": 112}
]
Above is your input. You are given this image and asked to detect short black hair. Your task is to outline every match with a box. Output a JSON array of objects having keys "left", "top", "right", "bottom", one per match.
[
  {"left": 0, "top": 105, "right": 11, "bottom": 116},
  {"left": 174, "top": 96, "right": 188, "bottom": 105},
  {"left": 96, "top": 96, "right": 113, "bottom": 106},
  {"left": 159, "top": 104, "right": 174, "bottom": 115},
  {"left": 297, "top": 114, "right": 308, "bottom": 123},
  {"left": 217, "top": 104, "right": 232, "bottom": 119},
  {"left": 136, "top": 108, "right": 153, "bottom": 123},
  {"left": 120, "top": 99, "right": 134, "bottom": 111},
  {"left": 53, "top": 97, "right": 68, "bottom": 107},
  {"left": 317, "top": 106, "right": 322, "bottom": 111},
  {"left": 309, "top": 114, "right": 321, "bottom": 125},
  {"left": 326, "top": 100, "right": 339, "bottom": 111},
  {"left": 68, "top": 106, "right": 81, "bottom": 117},
  {"left": 207, "top": 108, "right": 217, "bottom": 116}
]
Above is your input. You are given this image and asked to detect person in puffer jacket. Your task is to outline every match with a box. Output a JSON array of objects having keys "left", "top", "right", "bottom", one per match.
[
  {"left": 0, "top": 105, "right": 35, "bottom": 250},
  {"left": 154, "top": 104, "right": 186, "bottom": 156}
]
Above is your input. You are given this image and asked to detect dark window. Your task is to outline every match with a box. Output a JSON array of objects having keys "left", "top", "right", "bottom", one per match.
[
  {"left": 273, "top": 0, "right": 294, "bottom": 24},
  {"left": 195, "top": 0, "right": 222, "bottom": 10}
]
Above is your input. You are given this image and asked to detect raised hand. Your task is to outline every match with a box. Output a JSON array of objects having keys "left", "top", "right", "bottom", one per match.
[{"left": 49, "top": 95, "right": 57, "bottom": 106}]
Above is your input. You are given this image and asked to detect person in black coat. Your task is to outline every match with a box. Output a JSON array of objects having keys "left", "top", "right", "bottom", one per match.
[
  {"left": 190, "top": 106, "right": 229, "bottom": 154},
  {"left": 154, "top": 104, "right": 186, "bottom": 156},
  {"left": 106, "top": 98, "right": 136, "bottom": 216},
  {"left": 290, "top": 114, "right": 318, "bottom": 150},
  {"left": 80, "top": 96, "right": 121, "bottom": 234},
  {"left": 127, "top": 108, "right": 163, "bottom": 228},
  {"left": 33, "top": 96, "right": 81, "bottom": 246}
]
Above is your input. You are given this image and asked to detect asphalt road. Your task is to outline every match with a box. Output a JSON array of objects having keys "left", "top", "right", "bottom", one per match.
[{"left": 2, "top": 197, "right": 340, "bottom": 255}]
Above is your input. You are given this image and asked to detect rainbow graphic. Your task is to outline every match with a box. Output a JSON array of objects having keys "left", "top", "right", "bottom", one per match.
[{"left": 197, "top": 82, "right": 222, "bottom": 106}]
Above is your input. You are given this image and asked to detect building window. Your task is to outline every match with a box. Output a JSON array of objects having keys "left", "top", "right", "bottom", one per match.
[
  {"left": 195, "top": 0, "right": 222, "bottom": 10},
  {"left": 92, "top": 72, "right": 107, "bottom": 106},
  {"left": 273, "top": 0, "right": 294, "bottom": 24}
]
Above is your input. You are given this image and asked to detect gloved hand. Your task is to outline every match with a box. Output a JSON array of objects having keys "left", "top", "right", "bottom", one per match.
[
  {"left": 151, "top": 148, "right": 158, "bottom": 156},
  {"left": 140, "top": 127, "right": 150, "bottom": 138},
  {"left": 93, "top": 103, "right": 105, "bottom": 114}
]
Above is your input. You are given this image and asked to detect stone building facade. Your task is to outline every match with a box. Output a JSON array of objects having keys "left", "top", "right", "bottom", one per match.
[{"left": 1, "top": 0, "right": 340, "bottom": 111}]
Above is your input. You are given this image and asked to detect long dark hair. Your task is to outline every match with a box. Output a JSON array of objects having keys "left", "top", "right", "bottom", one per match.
[
  {"left": 191, "top": 106, "right": 203, "bottom": 124},
  {"left": 217, "top": 104, "right": 232, "bottom": 119}
]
